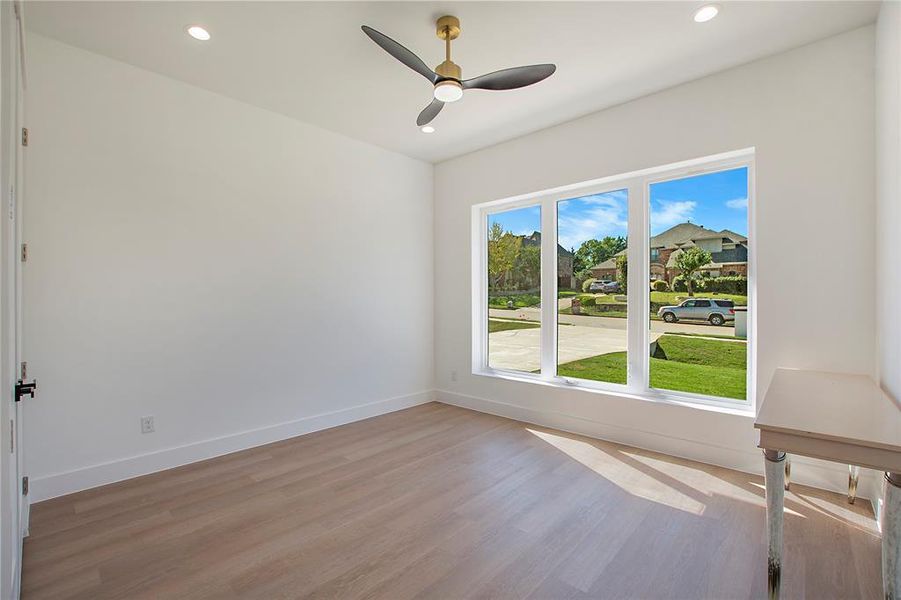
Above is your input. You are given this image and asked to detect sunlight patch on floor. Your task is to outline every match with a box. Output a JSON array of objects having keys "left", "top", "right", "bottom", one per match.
[{"left": 527, "top": 428, "right": 707, "bottom": 515}]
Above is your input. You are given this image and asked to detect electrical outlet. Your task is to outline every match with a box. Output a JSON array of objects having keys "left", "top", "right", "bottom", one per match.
[
  {"left": 140, "top": 416, "right": 155, "bottom": 434},
  {"left": 451, "top": 370, "right": 458, "bottom": 382}
]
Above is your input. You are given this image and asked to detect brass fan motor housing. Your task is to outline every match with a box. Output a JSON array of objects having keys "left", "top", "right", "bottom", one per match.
[{"left": 435, "top": 60, "right": 462, "bottom": 80}]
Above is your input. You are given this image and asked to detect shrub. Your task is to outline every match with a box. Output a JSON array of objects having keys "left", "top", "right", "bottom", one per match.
[
  {"left": 651, "top": 279, "right": 669, "bottom": 292},
  {"left": 581, "top": 278, "right": 597, "bottom": 293},
  {"left": 671, "top": 275, "right": 747, "bottom": 295},
  {"left": 578, "top": 294, "right": 597, "bottom": 307},
  {"left": 671, "top": 275, "right": 688, "bottom": 292},
  {"left": 704, "top": 276, "right": 748, "bottom": 294}
]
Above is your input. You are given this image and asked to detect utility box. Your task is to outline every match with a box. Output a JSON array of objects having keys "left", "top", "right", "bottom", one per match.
[{"left": 734, "top": 306, "right": 748, "bottom": 338}]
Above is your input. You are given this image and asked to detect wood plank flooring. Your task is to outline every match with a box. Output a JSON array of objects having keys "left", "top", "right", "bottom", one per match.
[{"left": 22, "top": 402, "right": 882, "bottom": 599}]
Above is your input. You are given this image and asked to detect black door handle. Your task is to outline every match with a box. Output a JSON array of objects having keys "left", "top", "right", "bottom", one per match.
[{"left": 15, "top": 380, "right": 35, "bottom": 402}]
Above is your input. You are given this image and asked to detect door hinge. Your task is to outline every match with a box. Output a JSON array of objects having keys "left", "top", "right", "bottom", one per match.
[
  {"left": 21, "top": 127, "right": 28, "bottom": 147},
  {"left": 21, "top": 476, "right": 28, "bottom": 496},
  {"left": 20, "top": 243, "right": 26, "bottom": 262},
  {"left": 20, "top": 361, "right": 26, "bottom": 380}
]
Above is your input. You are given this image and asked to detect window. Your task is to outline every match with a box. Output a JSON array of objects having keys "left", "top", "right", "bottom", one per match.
[
  {"left": 557, "top": 189, "right": 628, "bottom": 385},
  {"left": 486, "top": 205, "right": 541, "bottom": 373},
  {"left": 648, "top": 166, "right": 749, "bottom": 401},
  {"left": 474, "top": 150, "right": 753, "bottom": 408}
]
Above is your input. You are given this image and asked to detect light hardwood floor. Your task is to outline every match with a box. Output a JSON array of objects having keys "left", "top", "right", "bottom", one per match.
[{"left": 22, "top": 402, "right": 882, "bottom": 599}]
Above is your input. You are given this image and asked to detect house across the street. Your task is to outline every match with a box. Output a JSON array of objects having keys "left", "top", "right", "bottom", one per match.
[{"left": 590, "top": 222, "right": 748, "bottom": 284}]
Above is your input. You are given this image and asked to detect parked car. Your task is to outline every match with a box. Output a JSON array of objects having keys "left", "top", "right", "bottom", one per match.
[
  {"left": 657, "top": 298, "right": 735, "bottom": 326},
  {"left": 589, "top": 280, "right": 620, "bottom": 293}
]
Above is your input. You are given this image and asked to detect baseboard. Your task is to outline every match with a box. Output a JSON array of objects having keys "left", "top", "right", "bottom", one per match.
[
  {"left": 435, "top": 389, "right": 881, "bottom": 506},
  {"left": 30, "top": 388, "right": 881, "bottom": 510},
  {"left": 30, "top": 390, "right": 434, "bottom": 502}
]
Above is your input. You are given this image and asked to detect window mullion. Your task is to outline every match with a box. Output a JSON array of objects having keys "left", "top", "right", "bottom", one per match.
[
  {"left": 539, "top": 197, "right": 557, "bottom": 379},
  {"left": 626, "top": 180, "right": 648, "bottom": 392}
]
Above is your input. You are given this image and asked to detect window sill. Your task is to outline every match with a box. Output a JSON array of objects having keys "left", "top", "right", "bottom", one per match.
[{"left": 472, "top": 367, "right": 756, "bottom": 418}]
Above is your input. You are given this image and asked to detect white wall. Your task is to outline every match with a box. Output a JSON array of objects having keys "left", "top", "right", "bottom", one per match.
[
  {"left": 435, "top": 26, "right": 876, "bottom": 495},
  {"left": 876, "top": 1, "right": 901, "bottom": 406},
  {"left": 24, "top": 34, "right": 434, "bottom": 501}
]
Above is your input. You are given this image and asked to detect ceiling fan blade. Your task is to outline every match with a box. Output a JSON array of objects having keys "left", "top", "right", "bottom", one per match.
[
  {"left": 362, "top": 26, "right": 438, "bottom": 84},
  {"left": 417, "top": 98, "right": 444, "bottom": 126},
  {"left": 462, "top": 64, "right": 556, "bottom": 91}
]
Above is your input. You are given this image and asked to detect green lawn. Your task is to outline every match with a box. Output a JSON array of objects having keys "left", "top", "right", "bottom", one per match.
[
  {"left": 557, "top": 335, "right": 747, "bottom": 400},
  {"left": 488, "top": 294, "right": 540, "bottom": 309},
  {"left": 667, "top": 332, "right": 747, "bottom": 341},
  {"left": 651, "top": 334, "right": 746, "bottom": 369},
  {"left": 488, "top": 319, "right": 541, "bottom": 333}
]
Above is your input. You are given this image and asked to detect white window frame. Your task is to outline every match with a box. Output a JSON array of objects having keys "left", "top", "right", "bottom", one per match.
[{"left": 472, "top": 148, "right": 756, "bottom": 414}]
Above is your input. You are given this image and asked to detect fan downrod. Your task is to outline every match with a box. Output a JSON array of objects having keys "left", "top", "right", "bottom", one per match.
[{"left": 435, "top": 16, "right": 462, "bottom": 81}]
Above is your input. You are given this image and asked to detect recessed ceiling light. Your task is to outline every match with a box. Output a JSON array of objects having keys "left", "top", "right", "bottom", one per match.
[
  {"left": 693, "top": 4, "right": 720, "bottom": 23},
  {"left": 420, "top": 126, "right": 436, "bottom": 134},
  {"left": 186, "top": 25, "right": 211, "bottom": 41}
]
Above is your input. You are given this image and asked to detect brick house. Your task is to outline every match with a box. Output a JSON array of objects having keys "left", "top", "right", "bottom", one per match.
[
  {"left": 520, "top": 232, "right": 575, "bottom": 289},
  {"left": 590, "top": 257, "right": 619, "bottom": 281},
  {"left": 589, "top": 222, "right": 748, "bottom": 284}
]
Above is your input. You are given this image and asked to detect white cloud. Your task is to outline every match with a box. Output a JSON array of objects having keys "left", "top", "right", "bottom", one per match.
[
  {"left": 725, "top": 197, "right": 748, "bottom": 210},
  {"left": 651, "top": 200, "right": 696, "bottom": 230},
  {"left": 557, "top": 199, "right": 627, "bottom": 251}
]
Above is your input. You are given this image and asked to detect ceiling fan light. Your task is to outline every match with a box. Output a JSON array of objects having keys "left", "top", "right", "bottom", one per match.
[{"left": 434, "top": 80, "right": 463, "bottom": 103}]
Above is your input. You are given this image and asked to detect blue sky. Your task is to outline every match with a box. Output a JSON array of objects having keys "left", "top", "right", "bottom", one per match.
[
  {"left": 488, "top": 167, "right": 748, "bottom": 251},
  {"left": 649, "top": 167, "right": 748, "bottom": 238}
]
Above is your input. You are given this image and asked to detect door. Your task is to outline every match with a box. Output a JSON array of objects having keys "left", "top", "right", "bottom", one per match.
[
  {"left": 1, "top": 2, "right": 27, "bottom": 596},
  {"left": 692, "top": 299, "right": 712, "bottom": 320}
]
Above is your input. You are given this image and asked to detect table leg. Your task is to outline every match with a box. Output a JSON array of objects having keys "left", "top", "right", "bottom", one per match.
[
  {"left": 764, "top": 449, "right": 785, "bottom": 600},
  {"left": 885, "top": 472, "right": 900, "bottom": 600},
  {"left": 784, "top": 455, "right": 791, "bottom": 491},
  {"left": 848, "top": 465, "right": 860, "bottom": 504}
]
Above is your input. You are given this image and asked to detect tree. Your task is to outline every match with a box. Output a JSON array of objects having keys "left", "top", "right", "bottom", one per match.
[
  {"left": 616, "top": 255, "right": 628, "bottom": 294},
  {"left": 487, "top": 222, "right": 522, "bottom": 290},
  {"left": 515, "top": 244, "right": 541, "bottom": 289},
  {"left": 571, "top": 247, "right": 587, "bottom": 275},
  {"left": 574, "top": 236, "right": 627, "bottom": 271},
  {"left": 672, "top": 247, "right": 713, "bottom": 296}
]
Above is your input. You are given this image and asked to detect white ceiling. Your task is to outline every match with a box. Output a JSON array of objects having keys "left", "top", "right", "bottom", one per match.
[{"left": 25, "top": 1, "right": 879, "bottom": 163}]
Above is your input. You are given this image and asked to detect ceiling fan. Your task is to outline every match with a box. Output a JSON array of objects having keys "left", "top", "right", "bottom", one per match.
[{"left": 361, "top": 16, "right": 556, "bottom": 127}]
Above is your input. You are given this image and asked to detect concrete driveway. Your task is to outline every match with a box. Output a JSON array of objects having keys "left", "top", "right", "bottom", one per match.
[{"left": 488, "top": 322, "right": 663, "bottom": 373}]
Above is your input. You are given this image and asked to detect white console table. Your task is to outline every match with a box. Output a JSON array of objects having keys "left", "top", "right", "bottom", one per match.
[{"left": 755, "top": 368, "right": 901, "bottom": 599}]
